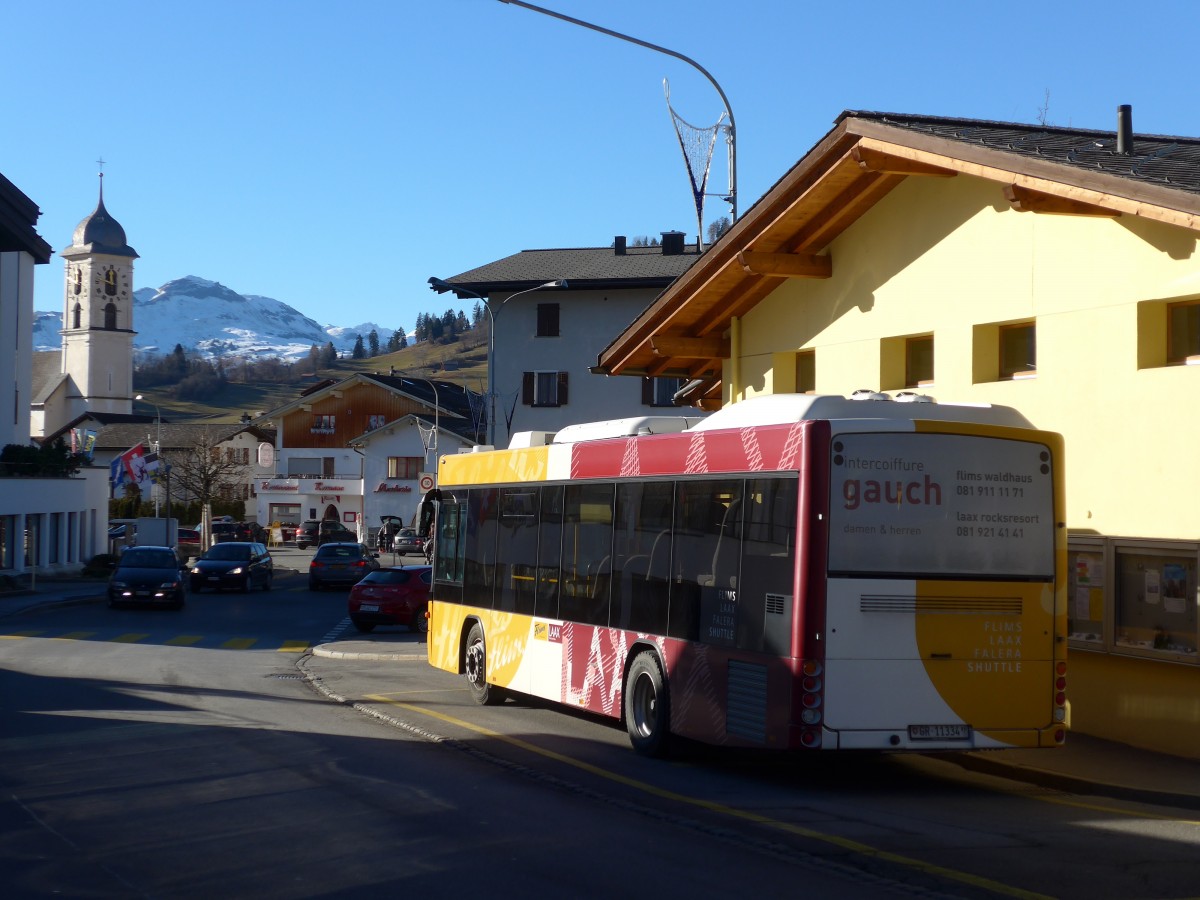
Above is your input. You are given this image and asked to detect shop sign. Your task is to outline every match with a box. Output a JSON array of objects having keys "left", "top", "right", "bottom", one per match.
[
  {"left": 375, "top": 483, "right": 413, "bottom": 493},
  {"left": 260, "top": 480, "right": 299, "bottom": 492}
]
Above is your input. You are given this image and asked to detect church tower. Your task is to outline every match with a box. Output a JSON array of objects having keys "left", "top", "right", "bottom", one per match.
[{"left": 59, "top": 172, "right": 138, "bottom": 419}]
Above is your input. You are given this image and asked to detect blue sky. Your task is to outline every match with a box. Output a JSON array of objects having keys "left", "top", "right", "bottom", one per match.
[{"left": 6, "top": 0, "right": 1199, "bottom": 336}]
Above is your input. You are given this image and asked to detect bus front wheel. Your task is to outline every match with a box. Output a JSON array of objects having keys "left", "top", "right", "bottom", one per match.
[
  {"left": 465, "top": 622, "right": 504, "bottom": 706},
  {"left": 624, "top": 651, "right": 671, "bottom": 758}
]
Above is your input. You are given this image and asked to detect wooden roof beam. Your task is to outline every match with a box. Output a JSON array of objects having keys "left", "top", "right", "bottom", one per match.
[
  {"left": 852, "top": 146, "right": 957, "bottom": 177},
  {"left": 1003, "top": 184, "right": 1121, "bottom": 217},
  {"left": 737, "top": 250, "right": 832, "bottom": 278},
  {"left": 650, "top": 334, "right": 731, "bottom": 359}
]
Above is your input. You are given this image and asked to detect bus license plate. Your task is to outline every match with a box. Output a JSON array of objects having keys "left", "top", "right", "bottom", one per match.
[{"left": 908, "top": 724, "right": 970, "bottom": 741}]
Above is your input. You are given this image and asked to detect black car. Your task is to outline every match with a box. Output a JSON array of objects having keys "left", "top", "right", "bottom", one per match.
[
  {"left": 316, "top": 522, "right": 356, "bottom": 546},
  {"left": 109, "top": 545, "right": 186, "bottom": 609},
  {"left": 308, "top": 542, "right": 381, "bottom": 590},
  {"left": 190, "top": 541, "right": 274, "bottom": 592},
  {"left": 295, "top": 520, "right": 322, "bottom": 549}
]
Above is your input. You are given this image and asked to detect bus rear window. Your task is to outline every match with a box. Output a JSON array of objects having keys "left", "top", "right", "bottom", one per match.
[{"left": 827, "top": 432, "right": 1055, "bottom": 580}]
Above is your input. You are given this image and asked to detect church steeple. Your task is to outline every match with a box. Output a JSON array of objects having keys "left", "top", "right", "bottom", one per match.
[{"left": 59, "top": 168, "right": 139, "bottom": 418}]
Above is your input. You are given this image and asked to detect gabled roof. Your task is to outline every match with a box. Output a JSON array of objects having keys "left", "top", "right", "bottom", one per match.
[
  {"left": 432, "top": 240, "right": 700, "bottom": 297},
  {"left": 595, "top": 108, "right": 1200, "bottom": 399},
  {"left": 43, "top": 412, "right": 274, "bottom": 454},
  {"left": 256, "top": 371, "right": 483, "bottom": 442},
  {"left": 31, "top": 352, "right": 67, "bottom": 404},
  {"left": 0, "top": 172, "right": 52, "bottom": 263}
]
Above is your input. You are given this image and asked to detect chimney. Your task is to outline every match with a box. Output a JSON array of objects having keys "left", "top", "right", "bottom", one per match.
[
  {"left": 661, "top": 230, "right": 685, "bottom": 256},
  {"left": 614, "top": 235, "right": 626, "bottom": 256},
  {"left": 1117, "top": 104, "right": 1133, "bottom": 155}
]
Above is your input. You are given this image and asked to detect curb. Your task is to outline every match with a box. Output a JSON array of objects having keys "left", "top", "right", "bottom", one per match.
[
  {"left": 0, "top": 592, "right": 106, "bottom": 619},
  {"left": 947, "top": 751, "right": 1200, "bottom": 812},
  {"left": 310, "top": 642, "right": 426, "bottom": 662}
]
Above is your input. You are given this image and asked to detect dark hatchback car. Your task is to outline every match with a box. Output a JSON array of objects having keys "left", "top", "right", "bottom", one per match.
[
  {"left": 308, "top": 542, "right": 380, "bottom": 590},
  {"left": 190, "top": 541, "right": 274, "bottom": 592},
  {"left": 317, "top": 522, "right": 356, "bottom": 546},
  {"left": 109, "top": 546, "right": 186, "bottom": 609},
  {"left": 348, "top": 565, "right": 431, "bottom": 633}
]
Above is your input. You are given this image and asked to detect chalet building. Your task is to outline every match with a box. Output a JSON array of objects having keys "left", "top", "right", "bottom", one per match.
[
  {"left": 597, "top": 107, "right": 1200, "bottom": 760},
  {"left": 253, "top": 373, "right": 480, "bottom": 538},
  {"left": 428, "top": 234, "right": 706, "bottom": 447}
]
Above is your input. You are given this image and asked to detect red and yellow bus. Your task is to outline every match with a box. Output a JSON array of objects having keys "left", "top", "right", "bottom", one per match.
[{"left": 425, "top": 392, "right": 1067, "bottom": 757}]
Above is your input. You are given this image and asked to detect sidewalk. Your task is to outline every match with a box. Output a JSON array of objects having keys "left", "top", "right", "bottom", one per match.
[{"left": 6, "top": 579, "right": 1200, "bottom": 811}]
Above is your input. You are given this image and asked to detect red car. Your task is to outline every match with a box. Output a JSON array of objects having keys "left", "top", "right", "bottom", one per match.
[{"left": 347, "top": 565, "right": 431, "bottom": 634}]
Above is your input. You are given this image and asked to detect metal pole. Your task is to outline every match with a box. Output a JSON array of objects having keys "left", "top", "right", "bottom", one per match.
[{"left": 499, "top": 0, "right": 737, "bottom": 220}]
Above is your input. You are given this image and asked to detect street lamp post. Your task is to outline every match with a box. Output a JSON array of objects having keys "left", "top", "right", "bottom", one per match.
[
  {"left": 428, "top": 277, "right": 566, "bottom": 447},
  {"left": 134, "top": 393, "right": 163, "bottom": 516},
  {"left": 499, "top": 0, "right": 737, "bottom": 221}
]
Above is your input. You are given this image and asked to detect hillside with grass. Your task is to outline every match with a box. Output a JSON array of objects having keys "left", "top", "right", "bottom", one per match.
[{"left": 136, "top": 332, "right": 490, "bottom": 424}]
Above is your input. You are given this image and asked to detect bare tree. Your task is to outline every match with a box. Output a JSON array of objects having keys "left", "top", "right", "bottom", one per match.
[{"left": 164, "top": 427, "right": 249, "bottom": 548}]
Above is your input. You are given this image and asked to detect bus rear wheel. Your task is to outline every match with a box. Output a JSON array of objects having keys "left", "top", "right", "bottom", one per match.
[
  {"left": 465, "top": 622, "right": 504, "bottom": 706},
  {"left": 624, "top": 651, "right": 671, "bottom": 758}
]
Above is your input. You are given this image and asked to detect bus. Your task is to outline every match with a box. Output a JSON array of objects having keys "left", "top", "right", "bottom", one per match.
[{"left": 424, "top": 392, "right": 1068, "bottom": 757}]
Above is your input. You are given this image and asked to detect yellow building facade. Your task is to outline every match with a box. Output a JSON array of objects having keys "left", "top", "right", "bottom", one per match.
[{"left": 599, "top": 110, "right": 1200, "bottom": 759}]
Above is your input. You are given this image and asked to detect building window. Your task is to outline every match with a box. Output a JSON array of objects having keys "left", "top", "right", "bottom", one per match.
[
  {"left": 72, "top": 303, "right": 81, "bottom": 329},
  {"left": 1167, "top": 300, "right": 1200, "bottom": 364},
  {"left": 999, "top": 322, "right": 1036, "bottom": 379},
  {"left": 642, "top": 376, "right": 684, "bottom": 407},
  {"left": 795, "top": 351, "right": 815, "bottom": 393},
  {"left": 905, "top": 335, "right": 934, "bottom": 387},
  {"left": 104, "top": 303, "right": 117, "bottom": 330},
  {"left": 387, "top": 457, "right": 423, "bottom": 479},
  {"left": 536, "top": 303, "right": 560, "bottom": 337},
  {"left": 523, "top": 371, "right": 568, "bottom": 407},
  {"left": 310, "top": 414, "right": 336, "bottom": 434}
]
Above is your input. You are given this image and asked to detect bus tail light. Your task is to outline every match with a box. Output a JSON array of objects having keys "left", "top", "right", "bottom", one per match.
[
  {"left": 799, "top": 658, "right": 824, "bottom": 732},
  {"left": 1053, "top": 661, "right": 1067, "bottom": 721}
]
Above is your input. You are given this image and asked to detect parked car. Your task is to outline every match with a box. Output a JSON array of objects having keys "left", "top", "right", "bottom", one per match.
[
  {"left": 348, "top": 565, "right": 431, "bottom": 633},
  {"left": 295, "top": 520, "right": 322, "bottom": 549},
  {"left": 210, "top": 522, "right": 240, "bottom": 544},
  {"left": 190, "top": 541, "right": 274, "bottom": 592},
  {"left": 176, "top": 528, "right": 202, "bottom": 564},
  {"left": 108, "top": 545, "right": 186, "bottom": 609},
  {"left": 391, "top": 528, "right": 422, "bottom": 555},
  {"left": 372, "top": 513, "right": 405, "bottom": 549},
  {"left": 316, "top": 521, "right": 356, "bottom": 546},
  {"left": 308, "top": 542, "right": 380, "bottom": 590}
]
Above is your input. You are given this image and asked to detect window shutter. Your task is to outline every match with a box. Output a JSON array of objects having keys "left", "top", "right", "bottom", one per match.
[
  {"left": 522, "top": 372, "right": 534, "bottom": 405},
  {"left": 557, "top": 372, "right": 569, "bottom": 406}
]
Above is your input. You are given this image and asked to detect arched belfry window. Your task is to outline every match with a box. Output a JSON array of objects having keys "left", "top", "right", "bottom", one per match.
[
  {"left": 72, "top": 303, "right": 82, "bottom": 329},
  {"left": 104, "top": 302, "right": 117, "bottom": 330},
  {"left": 74, "top": 268, "right": 82, "bottom": 295},
  {"left": 104, "top": 268, "right": 117, "bottom": 296}
]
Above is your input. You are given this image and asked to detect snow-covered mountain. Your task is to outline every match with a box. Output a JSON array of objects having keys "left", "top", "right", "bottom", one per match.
[{"left": 31, "top": 275, "right": 396, "bottom": 362}]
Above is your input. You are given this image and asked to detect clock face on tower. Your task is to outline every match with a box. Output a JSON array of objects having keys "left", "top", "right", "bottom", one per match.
[{"left": 95, "top": 266, "right": 131, "bottom": 298}]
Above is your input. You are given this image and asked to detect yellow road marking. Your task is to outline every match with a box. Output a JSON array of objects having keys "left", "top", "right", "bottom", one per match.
[
  {"left": 51, "top": 631, "right": 97, "bottom": 641},
  {"left": 111, "top": 633, "right": 150, "bottom": 643},
  {"left": 278, "top": 641, "right": 310, "bottom": 653},
  {"left": 0, "top": 631, "right": 46, "bottom": 639},
  {"left": 1036, "top": 793, "right": 1200, "bottom": 826},
  {"left": 221, "top": 638, "right": 256, "bottom": 650},
  {"left": 363, "top": 694, "right": 1052, "bottom": 900},
  {"left": 166, "top": 635, "right": 204, "bottom": 646}
]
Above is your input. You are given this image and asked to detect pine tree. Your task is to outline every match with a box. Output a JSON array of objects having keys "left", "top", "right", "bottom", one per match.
[
  {"left": 352, "top": 335, "right": 365, "bottom": 359},
  {"left": 368, "top": 329, "right": 379, "bottom": 357}
]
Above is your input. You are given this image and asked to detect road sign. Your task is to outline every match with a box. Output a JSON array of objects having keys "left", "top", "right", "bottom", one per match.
[{"left": 418, "top": 473, "right": 435, "bottom": 492}]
